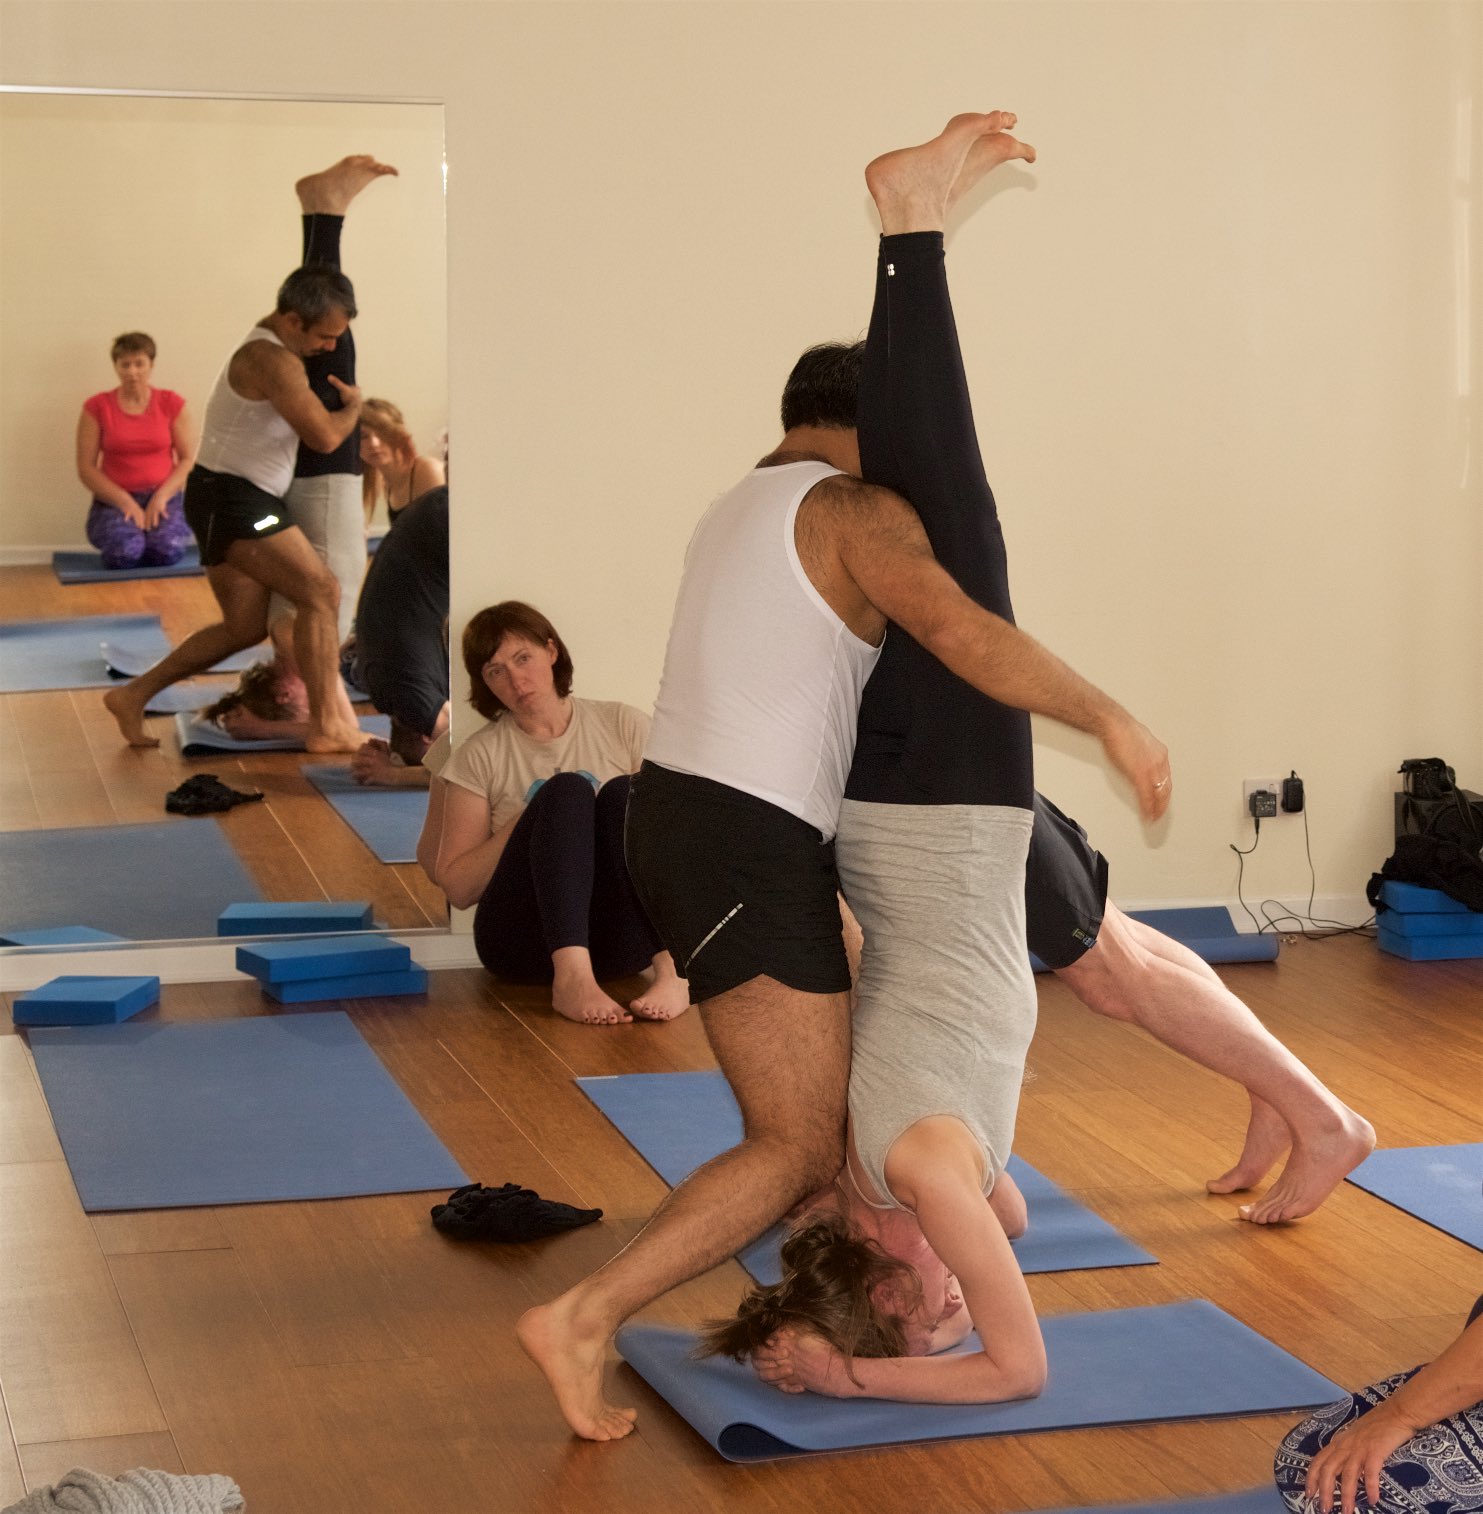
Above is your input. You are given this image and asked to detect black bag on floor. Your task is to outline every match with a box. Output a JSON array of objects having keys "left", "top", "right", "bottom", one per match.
[{"left": 1371, "top": 759, "right": 1483, "bottom": 914}]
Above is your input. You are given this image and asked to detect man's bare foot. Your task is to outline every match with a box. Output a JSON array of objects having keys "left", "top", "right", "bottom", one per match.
[
  {"left": 866, "top": 111, "right": 1031, "bottom": 235},
  {"left": 517, "top": 1299, "right": 637, "bottom": 1442},
  {"left": 103, "top": 685, "right": 160, "bottom": 748},
  {"left": 295, "top": 154, "right": 398, "bottom": 216},
  {"left": 305, "top": 723, "right": 369, "bottom": 754},
  {"left": 628, "top": 957, "right": 690, "bottom": 1022},
  {"left": 1207, "top": 1095, "right": 1291, "bottom": 1194},
  {"left": 552, "top": 956, "right": 632, "bottom": 1026},
  {"left": 1238, "top": 1107, "right": 1376, "bottom": 1225}
]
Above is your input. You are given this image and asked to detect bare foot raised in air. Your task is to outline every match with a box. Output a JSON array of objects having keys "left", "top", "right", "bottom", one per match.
[
  {"left": 628, "top": 953, "right": 690, "bottom": 1022},
  {"left": 552, "top": 947, "right": 632, "bottom": 1026},
  {"left": 103, "top": 685, "right": 160, "bottom": 748},
  {"left": 1237, "top": 1106, "right": 1375, "bottom": 1225},
  {"left": 866, "top": 110, "right": 1035, "bottom": 235},
  {"left": 517, "top": 1298, "right": 637, "bottom": 1442},
  {"left": 295, "top": 154, "right": 398, "bottom": 216}
]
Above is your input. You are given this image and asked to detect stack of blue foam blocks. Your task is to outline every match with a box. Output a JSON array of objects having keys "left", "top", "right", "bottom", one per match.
[
  {"left": 1377, "top": 881, "right": 1483, "bottom": 961},
  {"left": 236, "top": 936, "right": 427, "bottom": 1003},
  {"left": 13, "top": 975, "right": 160, "bottom": 1026}
]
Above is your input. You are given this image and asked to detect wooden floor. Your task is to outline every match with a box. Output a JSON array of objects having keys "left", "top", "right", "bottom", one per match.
[
  {"left": 0, "top": 564, "right": 445, "bottom": 932},
  {"left": 0, "top": 938, "right": 1478, "bottom": 1512}
]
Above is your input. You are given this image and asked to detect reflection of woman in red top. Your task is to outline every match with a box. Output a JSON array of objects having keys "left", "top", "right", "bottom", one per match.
[{"left": 76, "top": 332, "right": 198, "bottom": 569}]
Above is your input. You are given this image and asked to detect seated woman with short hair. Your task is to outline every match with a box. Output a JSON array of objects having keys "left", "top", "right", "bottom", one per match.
[{"left": 434, "top": 600, "right": 688, "bottom": 1027}]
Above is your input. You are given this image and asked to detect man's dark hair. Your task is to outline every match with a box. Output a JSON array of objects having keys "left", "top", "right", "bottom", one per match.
[
  {"left": 275, "top": 264, "right": 358, "bottom": 325},
  {"left": 780, "top": 340, "right": 864, "bottom": 432}
]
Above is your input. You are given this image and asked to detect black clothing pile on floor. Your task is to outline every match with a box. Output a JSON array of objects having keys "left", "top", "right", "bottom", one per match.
[
  {"left": 430, "top": 1182, "right": 602, "bottom": 1242},
  {"left": 165, "top": 774, "right": 265, "bottom": 816}
]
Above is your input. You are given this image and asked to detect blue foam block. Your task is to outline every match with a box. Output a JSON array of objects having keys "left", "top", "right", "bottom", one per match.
[
  {"left": 1381, "top": 910, "right": 1483, "bottom": 939},
  {"left": 218, "top": 901, "right": 374, "bottom": 937},
  {"left": 175, "top": 710, "right": 389, "bottom": 756},
  {"left": 0, "top": 821, "right": 261, "bottom": 941},
  {"left": 0, "top": 614, "right": 171, "bottom": 693},
  {"left": 236, "top": 934, "right": 411, "bottom": 984},
  {"left": 303, "top": 765, "right": 429, "bottom": 864},
  {"left": 0, "top": 926, "right": 129, "bottom": 946},
  {"left": 53, "top": 546, "right": 204, "bottom": 583},
  {"left": 617, "top": 1300, "right": 1342, "bottom": 1462},
  {"left": 1036, "top": 1490, "right": 1286, "bottom": 1514},
  {"left": 13, "top": 975, "right": 159, "bottom": 1026},
  {"left": 26, "top": 1011, "right": 467, "bottom": 1210},
  {"left": 261, "top": 966, "right": 428, "bottom": 1004},
  {"left": 1377, "top": 926, "right": 1483, "bottom": 961},
  {"left": 1032, "top": 905, "right": 1278, "bottom": 972},
  {"left": 1380, "top": 881, "right": 1474, "bottom": 914},
  {"left": 578, "top": 1071, "right": 1155, "bottom": 1279},
  {"left": 1347, "top": 1144, "right": 1483, "bottom": 1250}
]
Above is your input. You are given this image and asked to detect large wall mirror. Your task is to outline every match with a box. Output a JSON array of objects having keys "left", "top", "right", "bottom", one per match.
[{"left": 0, "top": 89, "right": 449, "bottom": 960}]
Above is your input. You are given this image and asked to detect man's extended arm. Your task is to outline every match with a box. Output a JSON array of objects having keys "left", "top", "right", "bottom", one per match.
[
  {"left": 829, "top": 479, "right": 1172, "bottom": 819},
  {"left": 236, "top": 342, "right": 362, "bottom": 454}
]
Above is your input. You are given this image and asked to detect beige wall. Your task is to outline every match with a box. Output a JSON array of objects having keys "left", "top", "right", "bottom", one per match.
[
  {"left": 2, "top": 0, "right": 1479, "bottom": 919},
  {"left": 0, "top": 92, "right": 446, "bottom": 550}
]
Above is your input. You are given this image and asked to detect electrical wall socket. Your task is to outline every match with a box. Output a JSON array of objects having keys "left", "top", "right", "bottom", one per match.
[{"left": 1243, "top": 778, "right": 1281, "bottom": 818}]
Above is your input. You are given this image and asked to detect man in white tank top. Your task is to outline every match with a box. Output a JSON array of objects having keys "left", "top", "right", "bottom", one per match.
[
  {"left": 103, "top": 263, "right": 368, "bottom": 752},
  {"left": 519, "top": 114, "right": 1173, "bottom": 1442}
]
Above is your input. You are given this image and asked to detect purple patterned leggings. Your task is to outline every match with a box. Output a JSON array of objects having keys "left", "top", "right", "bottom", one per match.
[{"left": 85, "top": 490, "right": 193, "bottom": 569}]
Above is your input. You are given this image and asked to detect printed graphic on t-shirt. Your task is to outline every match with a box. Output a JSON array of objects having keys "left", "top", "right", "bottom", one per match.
[{"left": 524, "top": 770, "right": 599, "bottom": 804}]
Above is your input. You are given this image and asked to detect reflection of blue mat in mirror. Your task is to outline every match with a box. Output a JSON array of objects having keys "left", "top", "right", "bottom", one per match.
[
  {"left": 0, "top": 820, "right": 262, "bottom": 940},
  {"left": 0, "top": 925, "right": 128, "bottom": 946},
  {"left": 0, "top": 614, "right": 171, "bottom": 692},
  {"left": 1346, "top": 1144, "right": 1483, "bottom": 1250},
  {"left": 103, "top": 639, "right": 266, "bottom": 678},
  {"left": 1032, "top": 906, "right": 1279, "bottom": 973},
  {"left": 577, "top": 1071, "right": 1154, "bottom": 1280},
  {"left": 617, "top": 1300, "right": 1342, "bottom": 1462},
  {"left": 53, "top": 546, "right": 205, "bottom": 583},
  {"left": 27, "top": 1010, "right": 468, "bottom": 1211},
  {"left": 1036, "top": 1489, "right": 1285, "bottom": 1514},
  {"left": 175, "top": 711, "right": 389, "bottom": 756},
  {"left": 303, "top": 765, "right": 428, "bottom": 864}
]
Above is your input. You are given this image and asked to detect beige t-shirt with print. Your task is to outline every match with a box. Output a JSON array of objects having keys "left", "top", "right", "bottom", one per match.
[{"left": 440, "top": 698, "right": 650, "bottom": 835}]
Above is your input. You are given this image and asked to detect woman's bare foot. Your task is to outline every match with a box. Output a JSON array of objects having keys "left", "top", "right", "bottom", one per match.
[
  {"left": 1207, "top": 1095, "right": 1291, "bottom": 1194},
  {"left": 552, "top": 949, "right": 632, "bottom": 1025},
  {"left": 295, "top": 154, "right": 398, "bottom": 216},
  {"left": 628, "top": 955, "right": 690, "bottom": 1022},
  {"left": 102, "top": 685, "right": 160, "bottom": 747},
  {"left": 1238, "top": 1107, "right": 1376, "bottom": 1225},
  {"left": 517, "top": 1298, "right": 637, "bottom": 1442},
  {"left": 946, "top": 115, "right": 1037, "bottom": 213},
  {"left": 865, "top": 110, "right": 1030, "bottom": 235}
]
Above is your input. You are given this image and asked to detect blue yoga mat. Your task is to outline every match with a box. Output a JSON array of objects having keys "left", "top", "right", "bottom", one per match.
[
  {"left": 53, "top": 546, "right": 204, "bottom": 583},
  {"left": 0, "top": 820, "right": 262, "bottom": 941},
  {"left": 1037, "top": 1490, "right": 1285, "bottom": 1514},
  {"left": 27, "top": 1011, "right": 467, "bottom": 1211},
  {"left": 103, "top": 639, "right": 266, "bottom": 678},
  {"left": 303, "top": 764, "right": 428, "bottom": 864},
  {"left": 175, "top": 711, "right": 389, "bottom": 756},
  {"left": 1032, "top": 906, "right": 1279, "bottom": 973},
  {"left": 617, "top": 1299, "right": 1342, "bottom": 1462},
  {"left": 1346, "top": 1144, "right": 1483, "bottom": 1250},
  {"left": 0, "top": 614, "right": 171, "bottom": 693},
  {"left": 577, "top": 1071, "right": 1154, "bottom": 1279}
]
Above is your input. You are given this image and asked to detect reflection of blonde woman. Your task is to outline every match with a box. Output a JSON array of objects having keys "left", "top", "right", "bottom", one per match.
[{"left": 358, "top": 398, "right": 444, "bottom": 525}]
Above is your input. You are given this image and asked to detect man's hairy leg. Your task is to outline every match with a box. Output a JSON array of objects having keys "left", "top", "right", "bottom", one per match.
[
  {"left": 518, "top": 975, "right": 851, "bottom": 1441},
  {"left": 1057, "top": 904, "right": 1374, "bottom": 1223}
]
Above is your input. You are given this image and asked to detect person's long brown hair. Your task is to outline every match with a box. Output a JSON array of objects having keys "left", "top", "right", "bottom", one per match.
[{"left": 696, "top": 1210, "right": 922, "bottom": 1371}]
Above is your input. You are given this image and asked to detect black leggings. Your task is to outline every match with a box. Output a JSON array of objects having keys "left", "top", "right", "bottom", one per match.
[
  {"left": 845, "top": 231, "right": 1034, "bottom": 811},
  {"left": 472, "top": 772, "right": 662, "bottom": 983},
  {"left": 296, "top": 212, "right": 360, "bottom": 480}
]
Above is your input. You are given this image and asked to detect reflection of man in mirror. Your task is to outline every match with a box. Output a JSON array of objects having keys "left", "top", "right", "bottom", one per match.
[
  {"left": 104, "top": 254, "right": 371, "bottom": 751},
  {"left": 518, "top": 112, "right": 1175, "bottom": 1442}
]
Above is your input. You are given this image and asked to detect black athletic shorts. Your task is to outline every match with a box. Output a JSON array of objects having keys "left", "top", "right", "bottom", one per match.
[
  {"left": 183, "top": 464, "right": 293, "bottom": 566},
  {"left": 624, "top": 761, "right": 852, "bottom": 1004},
  {"left": 1025, "top": 792, "right": 1111, "bottom": 970}
]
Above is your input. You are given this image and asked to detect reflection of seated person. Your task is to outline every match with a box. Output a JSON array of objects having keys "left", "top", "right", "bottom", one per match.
[
  {"left": 433, "top": 600, "right": 689, "bottom": 1027},
  {"left": 76, "top": 332, "right": 197, "bottom": 569},
  {"left": 348, "top": 484, "right": 450, "bottom": 780},
  {"left": 360, "top": 398, "right": 445, "bottom": 526},
  {"left": 1275, "top": 1294, "right": 1483, "bottom": 1514}
]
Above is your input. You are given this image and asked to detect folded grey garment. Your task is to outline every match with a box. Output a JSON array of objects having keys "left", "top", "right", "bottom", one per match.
[{"left": 9, "top": 1466, "right": 244, "bottom": 1513}]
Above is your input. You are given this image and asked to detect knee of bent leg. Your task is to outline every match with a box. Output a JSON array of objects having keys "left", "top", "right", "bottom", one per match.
[{"left": 535, "top": 770, "right": 597, "bottom": 810}]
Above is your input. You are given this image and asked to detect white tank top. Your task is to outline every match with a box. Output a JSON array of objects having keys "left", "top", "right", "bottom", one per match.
[
  {"left": 645, "top": 461, "right": 881, "bottom": 841},
  {"left": 196, "top": 325, "right": 301, "bottom": 498}
]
